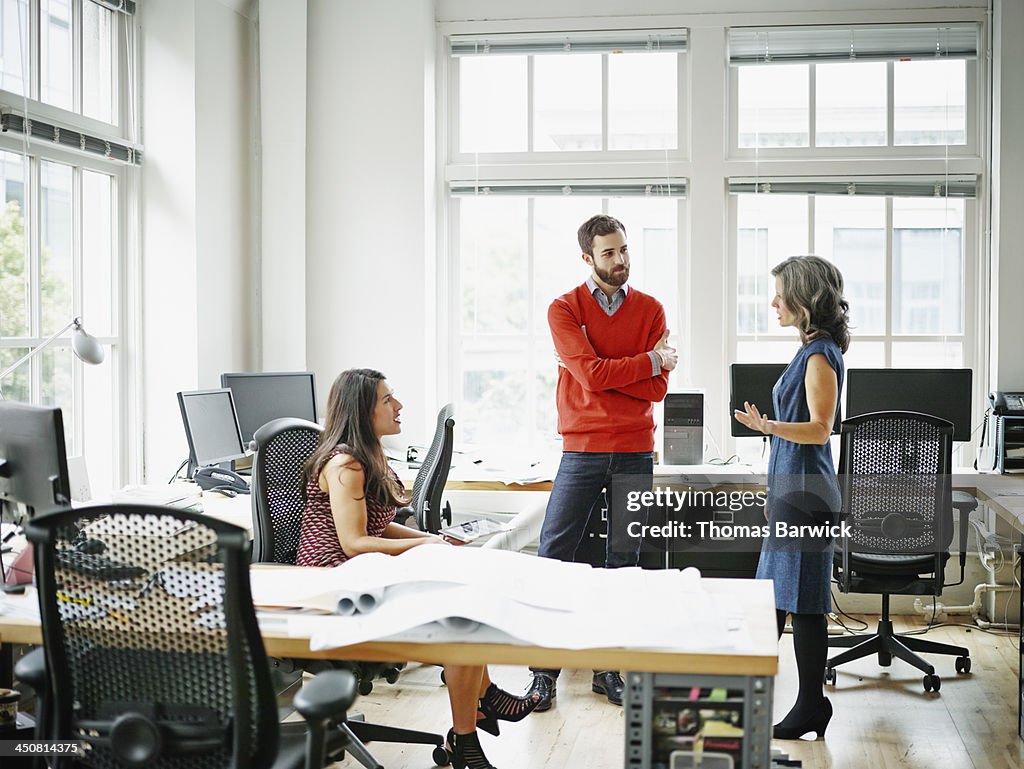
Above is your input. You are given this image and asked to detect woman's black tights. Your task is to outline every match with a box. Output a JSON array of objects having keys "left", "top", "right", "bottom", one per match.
[{"left": 775, "top": 610, "right": 827, "bottom": 726}]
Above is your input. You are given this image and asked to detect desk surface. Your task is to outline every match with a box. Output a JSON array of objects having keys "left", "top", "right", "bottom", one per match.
[{"left": 0, "top": 577, "right": 778, "bottom": 677}]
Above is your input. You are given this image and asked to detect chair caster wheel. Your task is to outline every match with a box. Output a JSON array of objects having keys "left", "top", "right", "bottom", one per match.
[
  {"left": 358, "top": 679, "right": 374, "bottom": 696},
  {"left": 433, "top": 746, "right": 451, "bottom": 766},
  {"left": 440, "top": 669, "right": 446, "bottom": 685},
  {"left": 955, "top": 656, "right": 971, "bottom": 674},
  {"left": 923, "top": 673, "right": 941, "bottom": 692},
  {"left": 824, "top": 667, "right": 836, "bottom": 686},
  {"left": 383, "top": 668, "right": 400, "bottom": 684}
]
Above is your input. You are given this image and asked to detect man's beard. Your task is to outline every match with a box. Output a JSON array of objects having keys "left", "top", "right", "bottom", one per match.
[{"left": 595, "top": 264, "right": 629, "bottom": 287}]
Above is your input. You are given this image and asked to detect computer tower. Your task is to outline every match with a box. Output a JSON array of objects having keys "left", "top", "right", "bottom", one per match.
[{"left": 664, "top": 393, "right": 703, "bottom": 465}]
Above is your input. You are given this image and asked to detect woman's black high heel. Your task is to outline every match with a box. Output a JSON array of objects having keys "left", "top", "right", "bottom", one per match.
[
  {"left": 446, "top": 728, "right": 497, "bottom": 769},
  {"left": 772, "top": 697, "right": 832, "bottom": 740},
  {"left": 476, "top": 682, "right": 541, "bottom": 736}
]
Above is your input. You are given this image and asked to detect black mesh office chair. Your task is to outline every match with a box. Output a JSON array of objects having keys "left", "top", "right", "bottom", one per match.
[
  {"left": 826, "top": 411, "right": 972, "bottom": 693},
  {"left": 407, "top": 404, "right": 455, "bottom": 534},
  {"left": 249, "top": 417, "right": 449, "bottom": 768},
  {"left": 16, "top": 504, "right": 357, "bottom": 769}
]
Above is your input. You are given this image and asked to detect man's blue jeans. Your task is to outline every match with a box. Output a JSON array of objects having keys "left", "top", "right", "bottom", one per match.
[
  {"left": 538, "top": 450, "right": 654, "bottom": 568},
  {"left": 532, "top": 451, "right": 654, "bottom": 680}
]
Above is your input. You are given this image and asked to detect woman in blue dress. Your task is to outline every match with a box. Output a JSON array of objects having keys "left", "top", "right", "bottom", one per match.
[{"left": 734, "top": 255, "right": 849, "bottom": 741}]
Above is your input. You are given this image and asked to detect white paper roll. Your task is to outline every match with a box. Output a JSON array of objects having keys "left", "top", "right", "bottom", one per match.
[
  {"left": 437, "top": 616, "right": 481, "bottom": 633},
  {"left": 336, "top": 595, "right": 358, "bottom": 616},
  {"left": 356, "top": 587, "right": 384, "bottom": 614},
  {"left": 336, "top": 586, "right": 385, "bottom": 615}
]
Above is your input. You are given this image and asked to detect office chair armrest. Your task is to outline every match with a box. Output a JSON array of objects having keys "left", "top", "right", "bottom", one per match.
[
  {"left": 952, "top": 491, "right": 977, "bottom": 557},
  {"left": 293, "top": 669, "right": 357, "bottom": 722},
  {"left": 13, "top": 646, "right": 46, "bottom": 692},
  {"left": 394, "top": 505, "right": 415, "bottom": 527}
]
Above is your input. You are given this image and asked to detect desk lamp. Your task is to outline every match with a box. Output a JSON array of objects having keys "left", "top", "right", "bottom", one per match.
[{"left": 0, "top": 317, "right": 105, "bottom": 397}]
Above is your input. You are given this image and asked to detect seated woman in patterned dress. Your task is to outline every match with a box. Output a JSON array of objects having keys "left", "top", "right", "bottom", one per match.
[{"left": 296, "top": 368, "right": 538, "bottom": 769}]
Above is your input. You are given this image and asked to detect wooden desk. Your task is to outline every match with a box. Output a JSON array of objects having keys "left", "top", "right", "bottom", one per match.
[{"left": 1, "top": 577, "right": 778, "bottom": 768}]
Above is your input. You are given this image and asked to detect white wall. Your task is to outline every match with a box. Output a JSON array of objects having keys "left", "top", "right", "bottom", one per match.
[
  {"left": 140, "top": 0, "right": 258, "bottom": 483},
  {"left": 992, "top": 0, "right": 1024, "bottom": 391},
  {"left": 304, "top": 0, "right": 436, "bottom": 446},
  {"left": 258, "top": 0, "right": 308, "bottom": 370}
]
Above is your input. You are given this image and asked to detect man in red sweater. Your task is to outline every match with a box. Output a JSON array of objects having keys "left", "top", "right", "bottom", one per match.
[{"left": 528, "top": 214, "right": 677, "bottom": 711}]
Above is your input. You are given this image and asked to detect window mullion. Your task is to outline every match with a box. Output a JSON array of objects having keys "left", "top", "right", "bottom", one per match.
[
  {"left": 28, "top": 155, "right": 41, "bottom": 400},
  {"left": 526, "top": 198, "right": 536, "bottom": 449},
  {"left": 30, "top": 0, "right": 40, "bottom": 101},
  {"left": 71, "top": 164, "right": 83, "bottom": 452},
  {"left": 601, "top": 53, "right": 608, "bottom": 152},
  {"left": 807, "top": 194, "right": 815, "bottom": 254},
  {"left": 73, "top": 0, "right": 82, "bottom": 114},
  {"left": 526, "top": 55, "right": 534, "bottom": 152},
  {"left": 808, "top": 63, "right": 816, "bottom": 147},
  {"left": 886, "top": 60, "right": 894, "bottom": 147},
  {"left": 885, "top": 196, "right": 894, "bottom": 366}
]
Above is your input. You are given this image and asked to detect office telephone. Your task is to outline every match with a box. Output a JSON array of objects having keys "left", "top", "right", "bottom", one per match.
[
  {"left": 990, "top": 391, "right": 1024, "bottom": 415},
  {"left": 977, "top": 391, "right": 1024, "bottom": 472},
  {"left": 192, "top": 466, "right": 250, "bottom": 495}
]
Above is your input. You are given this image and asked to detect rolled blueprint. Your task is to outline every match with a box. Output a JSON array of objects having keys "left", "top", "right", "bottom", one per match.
[{"left": 336, "top": 586, "right": 385, "bottom": 616}]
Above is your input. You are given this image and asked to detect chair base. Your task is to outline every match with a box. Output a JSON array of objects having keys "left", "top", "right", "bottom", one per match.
[{"left": 827, "top": 617, "right": 969, "bottom": 677}]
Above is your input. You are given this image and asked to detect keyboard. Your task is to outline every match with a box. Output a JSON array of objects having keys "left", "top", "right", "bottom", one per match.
[{"left": 57, "top": 549, "right": 146, "bottom": 581}]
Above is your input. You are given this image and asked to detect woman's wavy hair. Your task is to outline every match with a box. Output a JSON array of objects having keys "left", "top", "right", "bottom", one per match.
[
  {"left": 303, "top": 368, "right": 408, "bottom": 508},
  {"left": 772, "top": 255, "right": 850, "bottom": 353}
]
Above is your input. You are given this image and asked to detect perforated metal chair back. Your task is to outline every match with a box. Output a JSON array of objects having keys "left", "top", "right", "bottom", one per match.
[
  {"left": 412, "top": 404, "right": 455, "bottom": 533},
  {"left": 251, "top": 418, "right": 323, "bottom": 564},
  {"left": 838, "top": 410, "right": 954, "bottom": 557},
  {"left": 26, "top": 504, "right": 277, "bottom": 769}
]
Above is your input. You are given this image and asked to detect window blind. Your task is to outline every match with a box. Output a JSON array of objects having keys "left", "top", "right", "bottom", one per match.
[
  {"left": 450, "top": 29, "right": 687, "bottom": 57},
  {"left": 0, "top": 112, "right": 142, "bottom": 165},
  {"left": 450, "top": 179, "right": 687, "bottom": 197},
  {"left": 88, "top": 0, "right": 136, "bottom": 14},
  {"left": 728, "top": 23, "right": 978, "bottom": 64},
  {"left": 728, "top": 176, "right": 976, "bottom": 198}
]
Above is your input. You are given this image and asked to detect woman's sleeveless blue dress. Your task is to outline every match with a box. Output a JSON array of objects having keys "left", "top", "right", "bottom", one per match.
[{"left": 755, "top": 336, "right": 845, "bottom": 614}]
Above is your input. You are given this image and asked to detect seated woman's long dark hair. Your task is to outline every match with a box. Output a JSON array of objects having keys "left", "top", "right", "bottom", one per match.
[
  {"left": 303, "top": 368, "right": 408, "bottom": 509},
  {"left": 771, "top": 255, "right": 851, "bottom": 353}
]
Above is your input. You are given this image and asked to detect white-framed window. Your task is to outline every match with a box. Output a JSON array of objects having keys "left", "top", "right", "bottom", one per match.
[
  {"left": 728, "top": 23, "right": 979, "bottom": 155},
  {"left": 730, "top": 178, "right": 974, "bottom": 369},
  {"left": 445, "top": 29, "right": 689, "bottom": 450},
  {"left": 0, "top": 0, "right": 136, "bottom": 495}
]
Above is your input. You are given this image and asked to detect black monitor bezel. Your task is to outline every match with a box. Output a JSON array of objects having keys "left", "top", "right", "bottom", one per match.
[
  {"left": 176, "top": 388, "right": 248, "bottom": 469},
  {"left": 219, "top": 371, "right": 318, "bottom": 442},
  {"left": 729, "top": 363, "right": 842, "bottom": 438},
  {"left": 0, "top": 401, "right": 72, "bottom": 517},
  {"left": 845, "top": 368, "right": 973, "bottom": 442}
]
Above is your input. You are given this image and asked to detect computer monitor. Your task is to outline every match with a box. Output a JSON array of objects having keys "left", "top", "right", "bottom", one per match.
[
  {"left": 846, "top": 368, "right": 973, "bottom": 442},
  {"left": 177, "top": 389, "right": 247, "bottom": 474},
  {"left": 0, "top": 401, "right": 72, "bottom": 518},
  {"left": 219, "top": 371, "right": 318, "bottom": 444},
  {"left": 729, "top": 363, "right": 842, "bottom": 438}
]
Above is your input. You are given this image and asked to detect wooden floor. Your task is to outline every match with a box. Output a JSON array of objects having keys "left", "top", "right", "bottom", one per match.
[{"left": 331, "top": 615, "right": 1024, "bottom": 769}]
